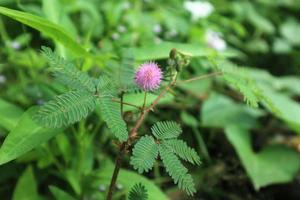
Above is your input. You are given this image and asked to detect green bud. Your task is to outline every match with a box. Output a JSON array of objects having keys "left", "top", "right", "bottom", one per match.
[{"left": 169, "top": 48, "right": 177, "bottom": 59}]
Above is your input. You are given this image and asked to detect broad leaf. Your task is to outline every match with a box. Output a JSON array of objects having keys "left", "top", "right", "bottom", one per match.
[
  {"left": 133, "top": 42, "right": 236, "bottom": 60},
  {"left": 0, "top": 107, "right": 60, "bottom": 165},
  {"left": 258, "top": 84, "right": 300, "bottom": 133},
  {"left": 0, "top": 6, "right": 87, "bottom": 56},
  {"left": 12, "top": 166, "right": 40, "bottom": 200},
  {"left": 225, "top": 125, "right": 300, "bottom": 190},
  {"left": 201, "top": 93, "right": 265, "bottom": 129},
  {"left": 49, "top": 186, "right": 76, "bottom": 200},
  {"left": 0, "top": 98, "right": 23, "bottom": 131}
]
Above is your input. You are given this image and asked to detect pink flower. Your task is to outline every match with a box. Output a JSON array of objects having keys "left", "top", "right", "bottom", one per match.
[{"left": 135, "top": 62, "right": 162, "bottom": 91}]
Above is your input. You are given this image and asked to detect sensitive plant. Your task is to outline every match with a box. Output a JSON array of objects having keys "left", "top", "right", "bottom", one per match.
[
  {"left": 0, "top": 0, "right": 300, "bottom": 199},
  {"left": 34, "top": 47, "right": 207, "bottom": 199}
]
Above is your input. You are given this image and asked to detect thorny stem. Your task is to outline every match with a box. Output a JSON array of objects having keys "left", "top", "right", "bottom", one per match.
[{"left": 106, "top": 71, "right": 221, "bottom": 200}]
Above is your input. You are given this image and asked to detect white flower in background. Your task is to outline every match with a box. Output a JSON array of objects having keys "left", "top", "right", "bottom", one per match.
[
  {"left": 153, "top": 24, "right": 162, "bottom": 34},
  {"left": 111, "top": 32, "right": 120, "bottom": 40},
  {"left": 116, "top": 183, "right": 123, "bottom": 190},
  {"left": 206, "top": 30, "right": 227, "bottom": 51},
  {"left": 0, "top": 75, "right": 6, "bottom": 84},
  {"left": 117, "top": 25, "right": 126, "bottom": 33},
  {"left": 184, "top": 1, "right": 214, "bottom": 21},
  {"left": 98, "top": 184, "right": 106, "bottom": 192},
  {"left": 11, "top": 41, "right": 21, "bottom": 50}
]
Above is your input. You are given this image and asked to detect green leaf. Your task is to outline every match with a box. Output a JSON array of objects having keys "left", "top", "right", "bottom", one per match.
[
  {"left": 119, "top": 48, "right": 136, "bottom": 92},
  {"left": 180, "top": 111, "right": 198, "bottom": 128},
  {"left": 130, "top": 135, "right": 159, "bottom": 174},
  {"left": 225, "top": 125, "right": 300, "bottom": 190},
  {"left": 12, "top": 166, "right": 40, "bottom": 200},
  {"left": 35, "top": 90, "right": 96, "bottom": 128},
  {"left": 133, "top": 42, "right": 236, "bottom": 61},
  {"left": 219, "top": 62, "right": 260, "bottom": 107},
  {"left": 216, "top": 63, "right": 278, "bottom": 112},
  {"left": 94, "top": 75, "right": 118, "bottom": 96},
  {"left": 0, "top": 98, "right": 23, "bottom": 131},
  {"left": 0, "top": 6, "right": 88, "bottom": 56},
  {"left": 0, "top": 107, "right": 60, "bottom": 165},
  {"left": 128, "top": 183, "right": 148, "bottom": 200},
  {"left": 201, "top": 93, "right": 265, "bottom": 129},
  {"left": 165, "top": 139, "right": 201, "bottom": 165},
  {"left": 49, "top": 186, "right": 76, "bottom": 200},
  {"left": 95, "top": 160, "right": 168, "bottom": 200},
  {"left": 280, "top": 18, "right": 300, "bottom": 46},
  {"left": 259, "top": 86, "right": 300, "bottom": 133},
  {"left": 151, "top": 121, "right": 182, "bottom": 140},
  {"left": 42, "top": 47, "right": 95, "bottom": 92},
  {"left": 159, "top": 144, "right": 196, "bottom": 196},
  {"left": 64, "top": 169, "right": 81, "bottom": 195},
  {"left": 246, "top": 68, "right": 300, "bottom": 133},
  {"left": 99, "top": 96, "right": 128, "bottom": 142}
]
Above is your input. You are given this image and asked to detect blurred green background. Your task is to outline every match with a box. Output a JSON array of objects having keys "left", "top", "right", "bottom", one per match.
[{"left": 0, "top": 0, "right": 300, "bottom": 199}]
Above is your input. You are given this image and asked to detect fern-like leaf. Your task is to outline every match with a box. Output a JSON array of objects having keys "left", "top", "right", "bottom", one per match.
[
  {"left": 165, "top": 139, "right": 201, "bottom": 165},
  {"left": 223, "top": 70, "right": 260, "bottom": 107},
  {"left": 159, "top": 144, "right": 196, "bottom": 196},
  {"left": 151, "top": 121, "right": 182, "bottom": 140},
  {"left": 118, "top": 49, "right": 136, "bottom": 92},
  {"left": 130, "top": 135, "right": 159, "bottom": 173},
  {"left": 215, "top": 61, "right": 260, "bottom": 107},
  {"left": 94, "top": 75, "right": 118, "bottom": 97},
  {"left": 99, "top": 96, "right": 128, "bottom": 142},
  {"left": 42, "top": 47, "right": 95, "bottom": 93},
  {"left": 35, "top": 90, "right": 96, "bottom": 127},
  {"left": 127, "top": 183, "right": 148, "bottom": 200}
]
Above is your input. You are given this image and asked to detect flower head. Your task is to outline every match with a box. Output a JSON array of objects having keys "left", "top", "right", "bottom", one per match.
[{"left": 135, "top": 62, "right": 162, "bottom": 91}]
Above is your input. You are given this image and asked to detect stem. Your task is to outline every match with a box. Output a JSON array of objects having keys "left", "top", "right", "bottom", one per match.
[
  {"left": 142, "top": 92, "right": 147, "bottom": 110},
  {"left": 120, "top": 93, "right": 124, "bottom": 115},
  {"left": 112, "top": 99, "right": 142, "bottom": 110},
  {"left": 106, "top": 79, "right": 176, "bottom": 200},
  {"left": 129, "top": 78, "right": 177, "bottom": 140},
  {"left": 177, "top": 71, "right": 222, "bottom": 84},
  {"left": 106, "top": 144, "right": 126, "bottom": 200}
]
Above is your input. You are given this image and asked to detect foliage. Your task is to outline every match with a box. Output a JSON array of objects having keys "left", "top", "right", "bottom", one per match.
[
  {"left": 0, "top": 0, "right": 300, "bottom": 199},
  {"left": 35, "top": 90, "right": 96, "bottom": 128},
  {"left": 225, "top": 125, "right": 300, "bottom": 190},
  {"left": 130, "top": 135, "right": 159, "bottom": 174},
  {"left": 130, "top": 121, "right": 200, "bottom": 195},
  {"left": 0, "top": 6, "right": 87, "bottom": 56},
  {"left": 41, "top": 47, "right": 95, "bottom": 92},
  {"left": 128, "top": 183, "right": 148, "bottom": 200}
]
